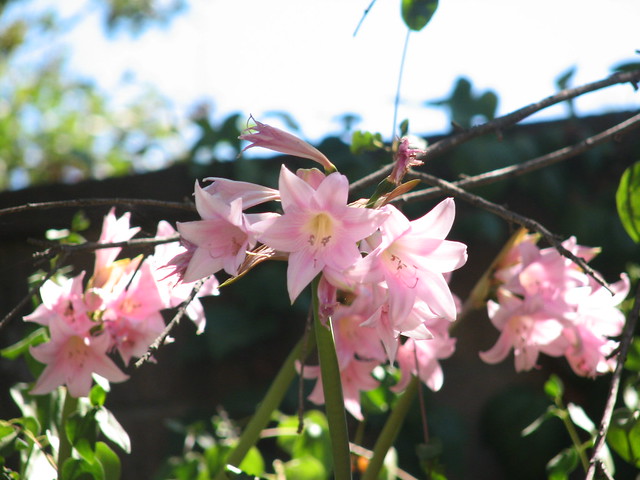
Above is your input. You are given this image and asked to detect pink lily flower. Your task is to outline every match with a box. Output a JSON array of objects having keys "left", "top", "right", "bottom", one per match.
[
  {"left": 239, "top": 117, "right": 336, "bottom": 172},
  {"left": 93, "top": 208, "right": 141, "bottom": 288},
  {"left": 102, "top": 262, "right": 166, "bottom": 364},
  {"left": 389, "top": 136, "right": 426, "bottom": 185},
  {"left": 30, "top": 317, "right": 128, "bottom": 397},
  {"left": 202, "top": 177, "right": 280, "bottom": 209},
  {"left": 255, "top": 165, "right": 388, "bottom": 302},
  {"left": 177, "top": 182, "right": 260, "bottom": 282}
]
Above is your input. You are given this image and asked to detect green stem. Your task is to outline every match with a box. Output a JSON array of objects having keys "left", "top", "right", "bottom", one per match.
[
  {"left": 363, "top": 375, "right": 419, "bottom": 480},
  {"left": 312, "top": 276, "right": 352, "bottom": 480},
  {"left": 57, "top": 389, "right": 78, "bottom": 475},
  {"left": 559, "top": 408, "right": 590, "bottom": 472},
  {"left": 215, "top": 333, "right": 314, "bottom": 480}
]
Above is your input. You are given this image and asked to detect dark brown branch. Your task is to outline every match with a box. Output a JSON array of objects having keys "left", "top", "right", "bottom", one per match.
[
  {"left": 134, "top": 280, "right": 204, "bottom": 368},
  {"left": 585, "top": 282, "right": 640, "bottom": 480},
  {"left": 410, "top": 171, "right": 612, "bottom": 292},
  {"left": 30, "top": 235, "right": 180, "bottom": 258},
  {"left": 400, "top": 111, "right": 640, "bottom": 203},
  {"left": 0, "top": 198, "right": 195, "bottom": 217},
  {"left": 0, "top": 252, "right": 69, "bottom": 332},
  {"left": 349, "top": 69, "right": 640, "bottom": 194}
]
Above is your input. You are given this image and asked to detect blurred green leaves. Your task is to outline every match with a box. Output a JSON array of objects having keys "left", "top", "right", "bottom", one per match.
[
  {"left": 401, "top": 0, "right": 438, "bottom": 32},
  {"left": 616, "top": 160, "right": 640, "bottom": 243}
]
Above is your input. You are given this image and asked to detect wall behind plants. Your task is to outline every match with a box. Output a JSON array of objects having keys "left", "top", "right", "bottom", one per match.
[{"left": 0, "top": 109, "right": 637, "bottom": 479}]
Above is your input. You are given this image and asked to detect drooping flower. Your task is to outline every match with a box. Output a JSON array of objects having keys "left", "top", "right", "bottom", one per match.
[
  {"left": 29, "top": 315, "right": 128, "bottom": 397},
  {"left": 389, "top": 136, "right": 426, "bottom": 185},
  {"left": 92, "top": 208, "right": 141, "bottom": 289},
  {"left": 177, "top": 182, "right": 260, "bottom": 282},
  {"left": 351, "top": 200, "right": 467, "bottom": 326},
  {"left": 480, "top": 233, "right": 630, "bottom": 376},
  {"left": 102, "top": 262, "right": 166, "bottom": 364},
  {"left": 254, "top": 165, "right": 388, "bottom": 302},
  {"left": 239, "top": 117, "right": 336, "bottom": 172}
]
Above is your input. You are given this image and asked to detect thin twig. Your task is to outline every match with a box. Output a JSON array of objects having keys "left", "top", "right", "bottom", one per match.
[
  {"left": 400, "top": 111, "right": 640, "bottom": 203},
  {"left": 349, "top": 69, "right": 640, "bottom": 194},
  {"left": 0, "top": 252, "right": 69, "bottom": 332},
  {"left": 353, "top": 0, "right": 377, "bottom": 36},
  {"left": 30, "top": 235, "right": 180, "bottom": 258},
  {"left": 585, "top": 282, "right": 640, "bottom": 480},
  {"left": 0, "top": 198, "right": 195, "bottom": 217},
  {"left": 392, "top": 28, "right": 412, "bottom": 139},
  {"left": 134, "top": 280, "right": 204, "bottom": 367},
  {"left": 410, "top": 171, "right": 612, "bottom": 292}
]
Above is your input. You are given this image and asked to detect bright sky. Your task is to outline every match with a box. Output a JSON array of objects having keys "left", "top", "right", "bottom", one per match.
[{"left": 28, "top": 0, "right": 640, "bottom": 142}]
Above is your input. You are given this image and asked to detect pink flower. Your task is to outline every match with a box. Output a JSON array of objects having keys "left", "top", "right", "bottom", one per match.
[
  {"left": 102, "top": 262, "right": 166, "bottom": 364},
  {"left": 177, "top": 182, "right": 260, "bottom": 282},
  {"left": 93, "top": 209, "right": 140, "bottom": 289},
  {"left": 479, "top": 289, "right": 566, "bottom": 371},
  {"left": 394, "top": 321, "right": 456, "bottom": 392},
  {"left": 255, "top": 165, "right": 388, "bottom": 302},
  {"left": 30, "top": 317, "right": 128, "bottom": 397},
  {"left": 303, "top": 357, "right": 381, "bottom": 421},
  {"left": 151, "top": 221, "right": 219, "bottom": 334},
  {"left": 202, "top": 177, "right": 280, "bottom": 208},
  {"left": 389, "top": 136, "right": 426, "bottom": 185},
  {"left": 351, "top": 200, "right": 467, "bottom": 324},
  {"left": 480, "top": 233, "right": 630, "bottom": 376},
  {"left": 239, "top": 117, "right": 336, "bottom": 172},
  {"left": 24, "top": 273, "right": 91, "bottom": 330}
]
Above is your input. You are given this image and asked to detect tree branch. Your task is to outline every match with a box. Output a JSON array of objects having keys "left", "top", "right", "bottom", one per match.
[
  {"left": 349, "top": 69, "right": 640, "bottom": 194},
  {"left": 409, "top": 171, "right": 612, "bottom": 292},
  {"left": 585, "top": 281, "right": 640, "bottom": 480},
  {"left": 400, "top": 111, "right": 640, "bottom": 203},
  {"left": 0, "top": 198, "right": 195, "bottom": 217},
  {"left": 134, "top": 280, "right": 203, "bottom": 367}
]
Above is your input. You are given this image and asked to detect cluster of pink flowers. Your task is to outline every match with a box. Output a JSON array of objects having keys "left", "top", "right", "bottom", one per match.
[
  {"left": 25, "top": 210, "right": 219, "bottom": 397},
  {"left": 480, "top": 232, "right": 630, "bottom": 377},
  {"left": 174, "top": 119, "right": 468, "bottom": 418}
]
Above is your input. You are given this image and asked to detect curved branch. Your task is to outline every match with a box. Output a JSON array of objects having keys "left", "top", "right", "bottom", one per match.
[
  {"left": 0, "top": 198, "right": 195, "bottom": 217},
  {"left": 400, "top": 111, "right": 640, "bottom": 203},
  {"left": 349, "top": 69, "right": 640, "bottom": 194},
  {"left": 409, "top": 171, "right": 612, "bottom": 292}
]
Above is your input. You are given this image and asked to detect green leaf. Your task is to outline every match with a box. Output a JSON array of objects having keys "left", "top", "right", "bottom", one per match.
[
  {"left": 1, "top": 328, "right": 48, "bottom": 360},
  {"left": 282, "top": 456, "right": 326, "bottom": 480},
  {"left": 401, "top": 0, "right": 438, "bottom": 32},
  {"left": 89, "top": 385, "right": 107, "bottom": 408},
  {"left": 625, "top": 338, "right": 640, "bottom": 371},
  {"left": 61, "top": 456, "right": 104, "bottom": 480},
  {"left": 606, "top": 408, "right": 640, "bottom": 467},
  {"left": 71, "top": 210, "right": 90, "bottom": 232},
  {"left": 66, "top": 411, "right": 98, "bottom": 454},
  {"left": 544, "top": 374, "right": 564, "bottom": 400},
  {"left": 398, "top": 119, "right": 409, "bottom": 137},
  {"left": 566, "top": 403, "right": 596, "bottom": 434},
  {"left": 350, "top": 130, "right": 383, "bottom": 155},
  {"left": 546, "top": 447, "right": 579, "bottom": 480},
  {"left": 616, "top": 160, "right": 640, "bottom": 243},
  {"left": 95, "top": 408, "right": 130, "bottom": 453},
  {"left": 94, "top": 442, "right": 121, "bottom": 480}
]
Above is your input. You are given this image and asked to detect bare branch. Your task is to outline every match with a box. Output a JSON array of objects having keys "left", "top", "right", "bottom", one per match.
[
  {"left": 401, "top": 111, "right": 640, "bottom": 203},
  {"left": 134, "top": 281, "right": 204, "bottom": 368},
  {"left": 0, "top": 198, "right": 195, "bottom": 217},
  {"left": 585, "top": 282, "right": 640, "bottom": 480},
  {"left": 30, "top": 235, "right": 181, "bottom": 258},
  {"left": 409, "top": 171, "right": 612, "bottom": 292},
  {"left": 349, "top": 69, "right": 640, "bottom": 194}
]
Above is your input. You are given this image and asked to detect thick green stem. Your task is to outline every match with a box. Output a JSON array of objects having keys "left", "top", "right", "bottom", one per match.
[
  {"left": 215, "top": 333, "right": 313, "bottom": 480},
  {"left": 312, "top": 276, "right": 352, "bottom": 480},
  {"left": 363, "top": 375, "right": 419, "bottom": 480},
  {"left": 57, "top": 389, "right": 78, "bottom": 475}
]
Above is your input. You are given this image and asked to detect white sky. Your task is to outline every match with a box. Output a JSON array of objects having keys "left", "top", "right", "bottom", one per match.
[{"left": 25, "top": 0, "right": 640, "bottom": 142}]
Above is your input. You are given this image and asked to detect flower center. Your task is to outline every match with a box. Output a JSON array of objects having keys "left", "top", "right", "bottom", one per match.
[{"left": 307, "top": 213, "right": 333, "bottom": 248}]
